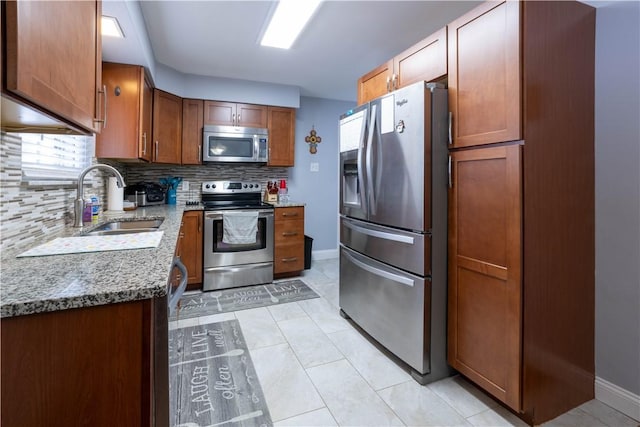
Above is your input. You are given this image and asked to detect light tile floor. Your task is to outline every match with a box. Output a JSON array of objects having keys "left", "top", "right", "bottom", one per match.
[{"left": 173, "top": 258, "right": 638, "bottom": 427}]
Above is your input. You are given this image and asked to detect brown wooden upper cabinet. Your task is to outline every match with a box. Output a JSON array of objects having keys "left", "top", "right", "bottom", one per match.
[
  {"left": 267, "top": 106, "right": 296, "bottom": 167},
  {"left": 3, "top": 0, "right": 104, "bottom": 134},
  {"left": 204, "top": 101, "right": 268, "bottom": 128},
  {"left": 96, "top": 63, "right": 153, "bottom": 162},
  {"left": 447, "top": 1, "right": 521, "bottom": 148},
  {"left": 357, "top": 27, "right": 447, "bottom": 105},
  {"left": 152, "top": 89, "right": 182, "bottom": 164},
  {"left": 181, "top": 99, "right": 204, "bottom": 165}
]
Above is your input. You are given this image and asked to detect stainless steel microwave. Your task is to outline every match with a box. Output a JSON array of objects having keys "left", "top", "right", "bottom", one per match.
[{"left": 202, "top": 125, "right": 269, "bottom": 163}]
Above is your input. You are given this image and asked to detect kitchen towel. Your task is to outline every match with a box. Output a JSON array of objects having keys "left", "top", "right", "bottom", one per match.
[
  {"left": 107, "top": 177, "right": 124, "bottom": 212},
  {"left": 222, "top": 211, "right": 258, "bottom": 244}
]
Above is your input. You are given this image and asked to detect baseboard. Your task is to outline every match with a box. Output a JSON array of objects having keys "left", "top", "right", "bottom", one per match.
[
  {"left": 595, "top": 376, "right": 640, "bottom": 422},
  {"left": 311, "top": 249, "right": 338, "bottom": 261}
]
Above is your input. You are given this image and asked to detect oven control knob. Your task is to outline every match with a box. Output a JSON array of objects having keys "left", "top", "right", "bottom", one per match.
[
  {"left": 212, "top": 184, "right": 216, "bottom": 189},
  {"left": 249, "top": 184, "right": 253, "bottom": 188},
  {"left": 243, "top": 184, "right": 248, "bottom": 188},
  {"left": 205, "top": 184, "right": 210, "bottom": 189}
]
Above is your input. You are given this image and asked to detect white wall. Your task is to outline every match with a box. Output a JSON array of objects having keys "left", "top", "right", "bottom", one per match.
[
  {"left": 594, "top": 0, "right": 640, "bottom": 409},
  {"left": 287, "top": 96, "right": 354, "bottom": 253}
]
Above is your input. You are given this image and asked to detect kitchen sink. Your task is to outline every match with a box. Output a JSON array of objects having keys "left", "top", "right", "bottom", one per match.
[{"left": 85, "top": 219, "right": 163, "bottom": 236}]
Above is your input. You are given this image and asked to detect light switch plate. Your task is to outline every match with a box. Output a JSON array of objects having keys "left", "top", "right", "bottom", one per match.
[
  {"left": 310, "top": 162, "right": 319, "bottom": 172},
  {"left": 182, "top": 180, "right": 189, "bottom": 191}
]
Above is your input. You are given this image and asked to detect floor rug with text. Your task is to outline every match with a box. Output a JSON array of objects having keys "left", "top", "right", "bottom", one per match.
[
  {"left": 171, "top": 279, "right": 320, "bottom": 320},
  {"left": 169, "top": 319, "right": 272, "bottom": 427}
]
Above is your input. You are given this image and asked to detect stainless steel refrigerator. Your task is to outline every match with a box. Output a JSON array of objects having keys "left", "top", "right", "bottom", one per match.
[{"left": 339, "top": 81, "right": 450, "bottom": 384}]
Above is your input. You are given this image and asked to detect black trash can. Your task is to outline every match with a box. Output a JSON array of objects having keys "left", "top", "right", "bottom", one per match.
[{"left": 304, "top": 235, "right": 313, "bottom": 270}]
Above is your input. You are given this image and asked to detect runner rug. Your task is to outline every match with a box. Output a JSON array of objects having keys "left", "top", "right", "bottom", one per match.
[
  {"left": 171, "top": 279, "right": 320, "bottom": 320},
  {"left": 169, "top": 319, "right": 272, "bottom": 427}
]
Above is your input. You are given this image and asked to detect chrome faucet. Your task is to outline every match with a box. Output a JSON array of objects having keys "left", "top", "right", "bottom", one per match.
[{"left": 74, "top": 164, "right": 126, "bottom": 227}]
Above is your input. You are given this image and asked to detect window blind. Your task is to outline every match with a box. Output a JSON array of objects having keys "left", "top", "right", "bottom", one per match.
[{"left": 20, "top": 133, "right": 94, "bottom": 181}]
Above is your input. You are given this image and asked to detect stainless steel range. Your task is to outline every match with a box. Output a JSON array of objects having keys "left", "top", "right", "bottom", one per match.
[{"left": 201, "top": 180, "right": 274, "bottom": 291}]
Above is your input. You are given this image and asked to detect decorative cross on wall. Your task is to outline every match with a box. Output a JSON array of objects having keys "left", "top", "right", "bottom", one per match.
[{"left": 305, "top": 126, "right": 322, "bottom": 154}]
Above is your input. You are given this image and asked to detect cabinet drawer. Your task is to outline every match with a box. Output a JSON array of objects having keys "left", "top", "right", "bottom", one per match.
[
  {"left": 275, "top": 219, "right": 304, "bottom": 245},
  {"left": 274, "top": 243, "right": 304, "bottom": 273},
  {"left": 275, "top": 206, "right": 304, "bottom": 222}
]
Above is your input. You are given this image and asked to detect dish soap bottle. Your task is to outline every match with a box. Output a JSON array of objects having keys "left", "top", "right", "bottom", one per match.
[{"left": 83, "top": 198, "right": 92, "bottom": 223}]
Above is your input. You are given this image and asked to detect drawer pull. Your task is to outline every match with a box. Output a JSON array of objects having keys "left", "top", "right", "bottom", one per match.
[
  {"left": 281, "top": 257, "right": 298, "bottom": 263},
  {"left": 282, "top": 212, "right": 298, "bottom": 217},
  {"left": 282, "top": 232, "right": 298, "bottom": 236}
]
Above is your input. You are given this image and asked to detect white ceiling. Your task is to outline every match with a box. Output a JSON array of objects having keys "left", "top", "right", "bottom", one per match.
[{"left": 102, "top": 1, "right": 484, "bottom": 102}]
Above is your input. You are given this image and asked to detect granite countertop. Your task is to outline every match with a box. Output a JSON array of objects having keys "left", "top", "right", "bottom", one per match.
[
  {"left": 0, "top": 205, "right": 187, "bottom": 319},
  {"left": 267, "top": 201, "right": 306, "bottom": 208}
]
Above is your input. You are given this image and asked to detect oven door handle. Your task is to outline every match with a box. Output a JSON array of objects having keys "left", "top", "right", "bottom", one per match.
[
  {"left": 205, "top": 210, "right": 274, "bottom": 220},
  {"left": 204, "top": 262, "right": 273, "bottom": 274}
]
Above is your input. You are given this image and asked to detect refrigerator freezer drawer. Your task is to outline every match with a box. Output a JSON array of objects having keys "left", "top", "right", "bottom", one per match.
[
  {"left": 339, "top": 245, "right": 430, "bottom": 374},
  {"left": 341, "top": 216, "right": 429, "bottom": 276}
]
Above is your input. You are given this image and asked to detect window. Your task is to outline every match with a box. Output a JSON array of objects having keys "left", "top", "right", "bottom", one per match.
[{"left": 20, "top": 133, "right": 94, "bottom": 182}]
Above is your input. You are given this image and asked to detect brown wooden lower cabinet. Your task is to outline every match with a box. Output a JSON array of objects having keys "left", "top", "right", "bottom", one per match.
[
  {"left": 1, "top": 298, "right": 168, "bottom": 427},
  {"left": 274, "top": 206, "right": 305, "bottom": 276},
  {"left": 448, "top": 144, "right": 523, "bottom": 410},
  {"left": 177, "top": 210, "right": 203, "bottom": 291}
]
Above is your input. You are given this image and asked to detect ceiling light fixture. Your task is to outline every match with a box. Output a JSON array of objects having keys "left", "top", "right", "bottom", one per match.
[
  {"left": 260, "top": 0, "right": 322, "bottom": 49},
  {"left": 101, "top": 16, "right": 125, "bottom": 38}
]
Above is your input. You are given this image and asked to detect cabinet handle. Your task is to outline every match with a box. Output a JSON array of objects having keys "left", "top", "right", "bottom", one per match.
[
  {"left": 282, "top": 231, "right": 298, "bottom": 236},
  {"left": 94, "top": 84, "right": 107, "bottom": 128},
  {"left": 155, "top": 140, "right": 159, "bottom": 160},
  {"left": 448, "top": 112, "right": 453, "bottom": 145},
  {"left": 198, "top": 144, "right": 202, "bottom": 162},
  {"left": 237, "top": 114, "right": 241, "bottom": 124},
  {"left": 142, "top": 132, "right": 147, "bottom": 155},
  {"left": 392, "top": 74, "right": 397, "bottom": 90},
  {"left": 232, "top": 113, "right": 236, "bottom": 126},
  {"left": 198, "top": 215, "right": 202, "bottom": 233},
  {"left": 386, "top": 76, "right": 391, "bottom": 92},
  {"left": 281, "top": 257, "right": 298, "bottom": 263},
  {"left": 282, "top": 212, "right": 298, "bottom": 217},
  {"left": 448, "top": 155, "right": 453, "bottom": 189}
]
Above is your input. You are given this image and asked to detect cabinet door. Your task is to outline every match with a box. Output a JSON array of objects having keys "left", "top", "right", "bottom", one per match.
[
  {"left": 236, "top": 103, "right": 268, "bottom": 128},
  {"left": 267, "top": 106, "right": 296, "bottom": 167},
  {"left": 204, "top": 101, "right": 236, "bottom": 126},
  {"left": 394, "top": 27, "right": 447, "bottom": 89},
  {"left": 4, "top": 0, "right": 102, "bottom": 133},
  {"left": 181, "top": 211, "right": 203, "bottom": 289},
  {"left": 140, "top": 74, "right": 153, "bottom": 162},
  {"left": 448, "top": 144, "right": 522, "bottom": 410},
  {"left": 357, "top": 60, "right": 393, "bottom": 106},
  {"left": 96, "top": 63, "right": 151, "bottom": 161},
  {"left": 152, "top": 89, "right": 182, "bottom": 164},
  {"left": 448, "top": 1, "right": 521, "bottom": 148},
  {"left": 181, "top": 99, "right": 204, "bottom": 165}
]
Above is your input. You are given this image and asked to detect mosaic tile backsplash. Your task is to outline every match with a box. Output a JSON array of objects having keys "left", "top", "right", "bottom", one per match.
[
  {"left": 0, "top": 132, "right": 108, "bottom": 255},
  {"left": 1, "top": 131, "right": 288, "bottom": 255}
]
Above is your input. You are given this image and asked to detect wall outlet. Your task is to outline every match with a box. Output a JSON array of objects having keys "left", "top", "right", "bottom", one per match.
[
  {"left": 182, "top": 180, "right": 189, "bottom": 191},
  {"left": 310, "top": 162, "right": 319, "bottom": 172}
]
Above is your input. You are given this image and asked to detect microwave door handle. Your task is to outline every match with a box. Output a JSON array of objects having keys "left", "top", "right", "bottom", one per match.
[{"left": 366, "top": 104, "right": 377, "bottom": 215}]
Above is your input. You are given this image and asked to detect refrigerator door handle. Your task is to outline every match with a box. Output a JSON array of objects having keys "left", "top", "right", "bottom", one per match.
[
  {"left": 343, "top": 220, "right": 415, "bottom": 244},
  {"left": 357, "top": 111, "right": 368, "bottom": 213},
  {"left": 343, "top": 249, "right": 415, "bottom": 287},
  {"left": 366, "top": 104, "right": 377, "bottom": 214}
]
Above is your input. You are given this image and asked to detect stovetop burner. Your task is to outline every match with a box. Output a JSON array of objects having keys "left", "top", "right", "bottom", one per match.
[{"left": 201, "top": 180, "right": 274, "bottom": 211}]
